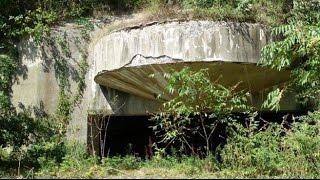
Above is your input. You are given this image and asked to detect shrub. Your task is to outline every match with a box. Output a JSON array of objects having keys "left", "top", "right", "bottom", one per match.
[
  {"left": 221, "top": 112, "right": 320, "bottom": 178},
  {"left": 151, "top": 67, "right": 251, "bottom": 156}
]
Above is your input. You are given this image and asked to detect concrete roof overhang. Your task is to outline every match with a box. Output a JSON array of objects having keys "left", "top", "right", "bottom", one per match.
[{"left": 95, "top": 60, "right": 290, "bottom": 101}]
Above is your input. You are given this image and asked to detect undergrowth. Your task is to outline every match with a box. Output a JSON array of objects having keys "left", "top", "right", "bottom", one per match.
[{"left": 2, "top": 111, "right": 315, "bottom": 179}]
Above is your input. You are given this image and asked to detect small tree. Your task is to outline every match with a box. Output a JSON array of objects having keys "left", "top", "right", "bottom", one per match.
[
  {"left": 260, "top": 0, "right": 320, "bottom": 111},
  {"left": 151, "top": 67, "right": 251, "bottom": 156}
]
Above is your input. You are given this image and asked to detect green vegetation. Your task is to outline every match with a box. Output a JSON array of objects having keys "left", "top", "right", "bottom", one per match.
[
  {"left": 222, "top": 112, "right": 320, "bottom": 178},
  {"left": 0, "top": 0, "right": 93, "bottom": 176},
  {"left": 146, "top": 0, "right": 290, "bottom": 25},
  {"left": 260, "top": 0, "right": 320, "bottom": 110},
  {"left": 151, "top": 68, "right": 250, "bottom": 156},
  {"left": 2, "top": 110, "right": 317, "bottom": 178},
  {"left": 1, "top": 0, "right": 320, "bottom": 179}
]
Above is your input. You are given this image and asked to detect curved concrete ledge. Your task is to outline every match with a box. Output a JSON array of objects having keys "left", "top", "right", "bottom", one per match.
[
  {"left": 92, "top": 21, "right": 271, "bottom": 73},
  {"left": 95, "top": 60, "right": 290, "bottom": 101},
  {"left": 93, "top": 21, "right": 291, "bottom": 102}
]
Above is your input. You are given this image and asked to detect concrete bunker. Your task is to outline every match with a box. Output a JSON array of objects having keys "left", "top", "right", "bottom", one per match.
[
  {"left": 88, "top": 21, "right": 301, "bottom": 157},
  {"left": 92, "top": 21, "right": 297, "bottom": 114},
  {"left": 11, "top": 20, "right": 301, "bottom": 155}
]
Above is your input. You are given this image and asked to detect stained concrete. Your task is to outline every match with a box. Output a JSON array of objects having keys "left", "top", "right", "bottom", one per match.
[{"left": 93, "top": 21, "right": 271, "bottom": 72}]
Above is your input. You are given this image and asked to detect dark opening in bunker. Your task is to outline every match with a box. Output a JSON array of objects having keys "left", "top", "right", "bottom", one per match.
[
  {"left": 88, "top": 115, "right": 154, "bottom": 159},
  {"left": 87, "top": 111, "right": 307, "bottom": 159}
]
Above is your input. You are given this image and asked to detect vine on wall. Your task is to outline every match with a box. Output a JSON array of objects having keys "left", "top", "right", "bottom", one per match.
[
  {"left": 53, "top": 23, "right": 92, "bottom": 135},
  {"left": 0, "top": 14, "right": 93, "bottom": 171}
]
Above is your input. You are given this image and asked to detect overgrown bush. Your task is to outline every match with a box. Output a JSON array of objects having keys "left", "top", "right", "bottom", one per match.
[
  {"left": 35, "top": 142, "right": 98, "bottom": 178},
  {"left": 0, "top": 108, "right": 66, "bottom": 175},
  {"left": 221, "top": 112, "right": 320, "bottom": 178},
  {"left": 151, "top": 67, "right": 251, "bottom": 156},
  {"left": 0, "top": 53, "right": 64, "bottom": 171}
]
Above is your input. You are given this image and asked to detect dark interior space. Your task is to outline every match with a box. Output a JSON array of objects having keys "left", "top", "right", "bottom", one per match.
[
  {"left": 98, "top": 115, "right": 154, "bottom": 158},
  {"left": 89, "top": 110, "right": 308, "bottom": 159}
]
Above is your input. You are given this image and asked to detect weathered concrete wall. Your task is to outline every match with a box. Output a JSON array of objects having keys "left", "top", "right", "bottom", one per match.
[
  {"left": 11, "top": 23, "right": 159, "bottom": 143},
  {"left": 93, "top": 21, "right": 270, "bottom": 72},
  {"left": 12, "top": 27, "right": 90, "bottom": 142},
  {"left": 11, "top": 20, "right": 299, "bottom": 143}
]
